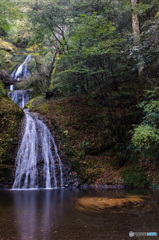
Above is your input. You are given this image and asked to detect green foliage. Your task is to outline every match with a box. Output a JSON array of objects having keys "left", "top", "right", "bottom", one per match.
[
  {"left": 28, "top": 0, "right": 70, "bottom": 54},
  {"left": 78, "top": 141, "right": 89, "bottom": 159},
  {"left": 78, "top": 141, "right": 90, "bottom": 150},
  {"left": 131, "top": 88, "right": 159, "bottom": 160},
  {"left": 120, "top": 166, "right": 148, "bottom": 188},
  {"left": 0, "top": 0, "right": 21, "bottom": 36},
  {"left": 0, "top": 1, "right": 23, "bottom": 71},
  {"left": 0, "top": 50, "right": 12, "bottom": 69},
  {"left": 27, "top": 0, "right": 159, "bottom": 97},
  {"left": 28, "top": 0, "right": 131, "bottom": 96},
  {"left": 55, "top": 12, "right": 126, "bottom": 95},
  {"left": 132, "top": 124, "right": 159, "bottom": 150},
  {"left": 0, "top": 82, "right": 6, "bottom": 98},
  {"left": 70, "top": 12, "right": 121, "bottom": 56}
]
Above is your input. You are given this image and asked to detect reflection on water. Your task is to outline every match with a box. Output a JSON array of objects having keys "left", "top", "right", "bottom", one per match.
[
  {"left": 13, "top": 190, "right": 65, "bottom": 240},
  {"left": 12, "top": 189, "right": 69, "bottom": 240},
  {"left": 0, "top": 189, "right": 159, "bottom": 240}
]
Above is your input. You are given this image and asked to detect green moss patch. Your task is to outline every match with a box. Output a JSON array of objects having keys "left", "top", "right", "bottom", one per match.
[
  {"left": 0, "top": 38, "right": 16, "bottom": 52},
  {"left": 25, "top": 96, "right": 44, "bottom": 109}
]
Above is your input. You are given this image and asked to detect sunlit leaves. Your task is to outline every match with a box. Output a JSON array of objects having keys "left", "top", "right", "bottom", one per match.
[
  {"left": 0, "top": 0, "right": 21, "bottom": 35},
  {"left": 28, "top": 0, "right": 71, "bottom": 54},
  {"left": 132, "top": 124, "right": 159, "bottom": 151}
]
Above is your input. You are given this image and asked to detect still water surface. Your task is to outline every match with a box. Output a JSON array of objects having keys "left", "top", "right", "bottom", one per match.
[{"left": 0, "top": 188, "right": 159, "bottom": 240}]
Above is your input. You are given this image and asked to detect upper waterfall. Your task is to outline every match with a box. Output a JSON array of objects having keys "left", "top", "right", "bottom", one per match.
[
  {"left": 8, "top": 55, "right": 31, "bottom": 108},
  {"left": 11, "top": 55, "right": 32, "bottom": 81}
]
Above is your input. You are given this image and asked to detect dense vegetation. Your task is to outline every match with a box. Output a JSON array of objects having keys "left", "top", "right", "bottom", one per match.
[{"left": 0, "top": 0, "right": 159, "bottom": 188}]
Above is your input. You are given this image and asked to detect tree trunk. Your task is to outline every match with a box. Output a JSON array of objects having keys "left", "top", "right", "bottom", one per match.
[
  {"left": 131, "top": 0, "right": 140, "bottom": 42},
  {"left": 131, "top": 0, "right": 144, "bottom": 80}
]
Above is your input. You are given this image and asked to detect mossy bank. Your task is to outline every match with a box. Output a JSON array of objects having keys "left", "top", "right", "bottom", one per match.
[{"left": 0, "top": 97, "right": 23, "bottom": 188}]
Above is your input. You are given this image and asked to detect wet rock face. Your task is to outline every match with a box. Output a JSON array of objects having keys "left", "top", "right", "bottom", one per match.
[
  {"left": 0, "top": 165, "right": 15, "bottom": 189},
  {"left": 62, "top": 164, "right": 82, "bottom": 188}
]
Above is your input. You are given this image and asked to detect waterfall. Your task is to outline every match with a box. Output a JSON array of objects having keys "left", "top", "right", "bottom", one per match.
[
  {"left": 8, "top": 90, "right": 29, "bottom": 109},
  {"left": 9, "top": 61, "right": 63, "bottom": 189},
  {"left": 10, "top": 84, "right": 14, "bottom": 91},
  {"left": 9, "top": 55, "right": 31, "bottom": 108},
  {"left": 13, "top": 113, "right": 38, "bottom": 189},
  {"left": 11, "top": 55, "right": 32, "bottom": 81},
  {"left": 12, "top": 111, "right": 63, "bottom": 189}
]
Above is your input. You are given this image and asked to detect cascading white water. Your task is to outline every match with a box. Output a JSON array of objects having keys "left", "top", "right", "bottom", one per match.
[
  {"left": 12, "top": 111, "right": 63, "bottom": 189},
  {"left": 10, "top": 84, "right": 14, "bottom": 91},
  {"left": 9, "top": 55, "right": 31, "bottom": 94},
  {"left": 8, "top": 90, "right": 29, "bottom": 109},
  {"left": 9, "top": 55, "right": 31, "bottom": 108},
  {"left": 9, "top": 56, "right": 63, "bottom": 189},
  {"left": 11, "top": 55, "right": 32, "bottom": 81},
  {"left": 12, "top": 113, "right": 38, "bottom": 189},
  {"left": 36, "top": 116, "right": 63, "bottom": 188}
]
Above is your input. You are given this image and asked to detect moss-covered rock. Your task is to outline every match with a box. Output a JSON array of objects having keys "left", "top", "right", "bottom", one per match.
[
  {"left": 25, "top": 96, "right": 44, "bottom": 109},
  {"left": 0, "top": 38, "right": 16, "bottom": 52}
]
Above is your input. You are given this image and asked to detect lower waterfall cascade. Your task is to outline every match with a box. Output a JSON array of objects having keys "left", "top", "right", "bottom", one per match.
[
  {"left": 12, "top": 111, "right": 63, "bottom": 189},
  {"left": 8, "top": 87, "right": 63, "bottom": 189}
]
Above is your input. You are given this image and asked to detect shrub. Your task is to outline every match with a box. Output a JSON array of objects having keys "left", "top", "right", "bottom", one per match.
[
  {"left": 120, "top": 166, "right": 148, "bottom": 188},
  {"left": 131, "top": 91, "right": 159, "bottom": 160},
  {"left": 132, "top": 125, "right": 159, "bottom": 151}
]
